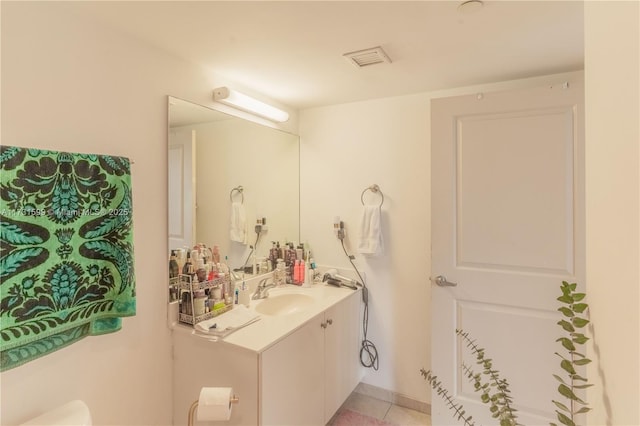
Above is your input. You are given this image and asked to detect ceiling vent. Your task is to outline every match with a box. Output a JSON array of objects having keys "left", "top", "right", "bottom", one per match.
[{"left": 343, "top": 46, "right": 391, "bottom": 68}]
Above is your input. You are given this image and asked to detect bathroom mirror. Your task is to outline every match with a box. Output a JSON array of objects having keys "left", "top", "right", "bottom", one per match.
[{"left": 168, "top": 96, "right": 300, "bottom": 270}]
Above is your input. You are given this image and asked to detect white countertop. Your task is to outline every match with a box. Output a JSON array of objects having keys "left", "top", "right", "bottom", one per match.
[{"left": 173, "top": 283, "right": 360, "bottom": 353}]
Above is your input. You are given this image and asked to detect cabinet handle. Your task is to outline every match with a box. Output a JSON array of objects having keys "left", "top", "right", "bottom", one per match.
[{"left": 321, "top": 319, "right": 334, "bottom": 329}]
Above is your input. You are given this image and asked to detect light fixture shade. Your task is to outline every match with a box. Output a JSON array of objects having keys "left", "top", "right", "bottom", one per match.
[{"left": 213, "top": 87, "right": 289, "bottom": 123}]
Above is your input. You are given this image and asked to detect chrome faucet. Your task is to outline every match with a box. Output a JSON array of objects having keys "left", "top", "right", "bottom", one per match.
[{"left": 252, "top": 277, "right": 277, "bottom": 300}]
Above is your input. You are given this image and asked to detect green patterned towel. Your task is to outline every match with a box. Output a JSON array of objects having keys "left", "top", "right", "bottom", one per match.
[{"left": 0, "top": 146, "right": 136, "bottom": 371}]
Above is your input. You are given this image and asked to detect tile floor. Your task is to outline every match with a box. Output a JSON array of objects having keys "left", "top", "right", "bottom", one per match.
[{"left": 328, "top": 391, "right": 432, "bottom": 426}]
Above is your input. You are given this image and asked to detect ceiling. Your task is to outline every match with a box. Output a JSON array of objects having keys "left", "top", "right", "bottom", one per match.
[{"left": 68, "top": 1, "right": 584, "bottom": 110}]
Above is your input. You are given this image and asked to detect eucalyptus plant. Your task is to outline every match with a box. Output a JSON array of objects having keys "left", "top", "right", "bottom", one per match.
[
  {"left": 421, "top": 368, "right": 476, "bottom": 426},
  {"left": 458, "top": 329, "right": 518, "bottom": 426},
  {"left": 422, "top": 281, "right": 591, "bottom": 426},
  {"left": 551, "top": 281, "right": 592, "bottom": 426}
]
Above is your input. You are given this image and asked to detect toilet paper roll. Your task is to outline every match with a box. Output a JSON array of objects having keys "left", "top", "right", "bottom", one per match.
[{"left": 197, "top": 387, "right": 234, "bottom": 421}]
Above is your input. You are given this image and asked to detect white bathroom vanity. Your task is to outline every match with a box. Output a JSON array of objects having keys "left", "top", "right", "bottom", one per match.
[{"left": 171, "top": 284, "right": 363, "bottom": 426}]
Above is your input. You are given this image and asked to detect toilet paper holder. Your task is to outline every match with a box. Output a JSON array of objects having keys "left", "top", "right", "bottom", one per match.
[{"left": 188, "top": 390, "right": 239, "bottom": 426}]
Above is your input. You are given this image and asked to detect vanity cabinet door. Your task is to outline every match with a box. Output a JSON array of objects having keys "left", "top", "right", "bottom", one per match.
[
  {"left": 323, "top": 291, "right": 362, "bottom": 422},
  {"left": 260, "top": 312, "right": 325, "bottom": 426}
]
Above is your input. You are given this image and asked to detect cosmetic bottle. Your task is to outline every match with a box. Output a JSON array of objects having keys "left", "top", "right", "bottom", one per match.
[
  {"left": 195, "top": 258, "right": 207, "bottom": 283},
  {"left": 182, "top": 251, "right": 193, "bottom": 276},
  {"left": 269, "top": 242, "right": 278, "bottom": 270},
  {"left": 304, "top": 261, "right": 313, "bottom": 286},
  {"left": 169, "top": 250, "right": 179, "bottom": 279},
  {"left": 194, "top": 290, "right": 206, "bottom": 316},
  {"left": 212, "top": 245, "right": 221, "bottom": 264},
  {"left": 275, "top": 259, "right": 285, "bottom": 286},
  {"left": 292, "top": 260, "right": 299, "bottom": 284}
]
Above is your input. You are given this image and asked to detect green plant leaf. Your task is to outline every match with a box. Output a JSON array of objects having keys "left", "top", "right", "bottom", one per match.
[
  {"left": 573, "top": 358, "right": 592, "bottom": 366},
  {"left": 557, "top": 294, "right": 574, "bottom": 304},
  {"left": 558, "top": 306, "right": 574, "bottom": 317},
  {"left": 573, "top": 303, "right": 588, "bottom": 313},
  {"left": 552, "top": 400, "right": 570, "bottom": 412},
  {"left": 561, "top": 360, "right": 576, "bottom": 375},
  {"left": 553, "top": 374, "right": 567, "bottom": 385},
  {"left": 558, "top": 320, "right": 575, "bottom": 332},
  {"left": 556, "top": 410, "right": 576, "bottom": 426},
  {"left": 572, "top": 335, "right": 589, "bottom": 344},
  {"left": 573, "top": 293, "right": 586, "bottom": 302},
  {"left": 558, "top": 384, "right": 579, "bottom": 401},
  {"left": 572, "top": 317, "right": 589, "bottom": 328},
  {"left": 557, "top": 337, "right": 575, "bottom": 351},
  {"left": 574, "top": 384, "right": 594, "bottom": 389},
  {"left": 576, "top": 407, "right": 591, "bottom": 414}
]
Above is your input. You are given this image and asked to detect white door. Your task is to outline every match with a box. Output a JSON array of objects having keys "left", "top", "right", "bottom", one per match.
[
  {"left": 431, "top": 80, "right": 584, "bottom": 425},
  {"left": 168, "top": 128, "right": 196, "bottom": 251}
]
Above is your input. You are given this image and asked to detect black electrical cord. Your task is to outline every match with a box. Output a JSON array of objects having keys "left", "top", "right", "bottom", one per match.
[
  {"left": 341, "top": 239, "right": 379, "bottom": 371},
  {"left": 235, "top": 230, "right": 261, "bottom": 272}
]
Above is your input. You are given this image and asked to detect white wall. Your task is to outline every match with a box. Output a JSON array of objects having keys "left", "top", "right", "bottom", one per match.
[
  {"left": 0, "top": 3, "right": 295, "bottom": 425},
  {"left": 299, "top": 71, "right": 584, "bottom": 404},
  {"left": 585, "top": 2, "right": 640, "bottom": 425}
]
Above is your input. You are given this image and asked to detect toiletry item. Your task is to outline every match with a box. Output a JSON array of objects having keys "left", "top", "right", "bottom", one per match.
[
  {"left": 212, "top": 286, "right": 222, "bottom": 300},
  {"left": 212, "top": 301, "right": 227, "bottom": 312},
  {"left": 212, "top": 245, "right": 221, "bottom": 264},
  {"left": 300, "top": 260, "right": 305, "bottom": 284},
  {"left": 196, "top": 258, "right": 207, "bottom": 283},
  {"left": 174, "top": 248, "right": 185, "bottom": 274},
  {"left": 169, "top": 250, "right": 179, "bottom": 279},
  {"left": 219, "top": 258, "right": 230, "bottom": 275},
  {"left": 194, "top": 290, "right": 206, "bottom": 316},
  {"left": 269, "top": 242, "right": 278, "bottom": 270},
  {"left": 181, "top": 291, "right": 192, "bottom": 316},
  {"left": 296, "top": 245, "right": 304, "bottom": 262},
  {"left": 293, "top": 260, "right": 300, "bottom": 284},
  {"left": 182, "top": 251, "right": 193, "bottom": 276},
  {"left": 275, "top": 259, "right": 286, "bottom": 286},
  {"left": 234, "top": 285, "right": 239, "bottom": 305},
  {"left": 238, "top": 282, "right": 251, "bottom": 307},
  {"left": 304, "top": 261, "right": 312, "bottom": 286}
]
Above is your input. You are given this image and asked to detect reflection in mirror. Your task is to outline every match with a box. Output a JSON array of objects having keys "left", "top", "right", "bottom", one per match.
[{"left": 168, "top": 96, "right": 300, "bottom": 272}]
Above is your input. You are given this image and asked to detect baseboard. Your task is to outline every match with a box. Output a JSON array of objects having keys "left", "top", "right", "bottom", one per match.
[{"left": 354, "top": 382, "right": 431, "bottom": 415}]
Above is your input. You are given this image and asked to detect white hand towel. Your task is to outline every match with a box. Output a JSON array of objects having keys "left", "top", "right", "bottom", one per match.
[
  {"left": 358, "top": 205, "right": 383, "bottom": 256},
  {"left": 229, "top": 201, "right": 247, "bottom": 244}
]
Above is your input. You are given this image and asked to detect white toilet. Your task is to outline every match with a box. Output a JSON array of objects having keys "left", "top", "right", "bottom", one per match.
[{"left": 20, "top": 400, "right": 92, "bottom": 426}]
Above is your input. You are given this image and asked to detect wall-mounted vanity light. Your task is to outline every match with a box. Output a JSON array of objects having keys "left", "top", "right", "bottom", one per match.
[{"left": 213, "top": 87, "right": 290, "bottom": 123}]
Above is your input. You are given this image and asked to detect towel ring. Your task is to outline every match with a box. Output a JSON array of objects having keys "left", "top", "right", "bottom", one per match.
[
  {"left": 229, "top": 186, "right": 244, "bottom": 204},
  {"left": 361, "top": 184, "right": 384, "bottom": 208}
]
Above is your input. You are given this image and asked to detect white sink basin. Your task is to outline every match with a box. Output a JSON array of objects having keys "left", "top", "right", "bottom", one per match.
[{"left": 254, "top": 293, "right": 315, "bottom": 316}]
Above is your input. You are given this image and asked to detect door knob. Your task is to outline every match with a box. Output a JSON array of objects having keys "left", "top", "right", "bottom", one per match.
[{"left": 433, "top": 275, "right": 457, "bottom": 287}]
